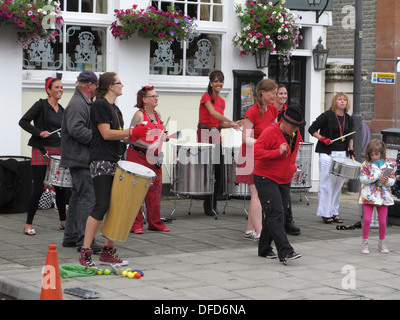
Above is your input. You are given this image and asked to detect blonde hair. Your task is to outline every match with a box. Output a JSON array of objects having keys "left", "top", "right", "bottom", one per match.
[
  {"left": 256, "top": 79, "right": 278, "bottom": 116},
  {"left": 364, "top": 139, "right": 386, "bottom": 162},
  {"left": 329, "top": 92, "right": 351, "bottom": 113}
]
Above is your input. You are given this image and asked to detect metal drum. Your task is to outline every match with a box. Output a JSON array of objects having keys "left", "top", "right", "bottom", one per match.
[
  {"left": 44, "top": 155, "right": 73, "bottom": 188},
  {"left": 330, "top": 157, "right": 361, "bottom": 179},
  {"left": 224, "top": 146, "right": 250, "bottom": 197},
  {"left": 291, "top": 142, "right": 313, "bottom": 188},
  {"left": 172, "top": 143, "right": 215, "bottom": 195}
]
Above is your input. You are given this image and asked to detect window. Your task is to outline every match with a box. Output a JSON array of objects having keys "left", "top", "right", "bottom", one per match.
[
  {"left": 150, "top": 33, "right": 222, "bottom": 76},
  {"left": 60, "top": 0, "right": 108, "bottom": 14},
  {"left": 150, "top": 0, "right": 224, "bottom": 77},
  {"left": 152, "top": 0, "right": 223, "bottom": 22},
  {"left": 23, "top": 0, "right": 110, "bottom": 72},
  {"left": 23, "top": 25, "right": 107, "bottom": 72}
]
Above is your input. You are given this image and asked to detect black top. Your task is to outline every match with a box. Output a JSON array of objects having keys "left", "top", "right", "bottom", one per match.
[
  {"left": 19, "top": 99, "right": 64, "bottom": 150},
  {"left": 89, "top": 98, "right": 126, "bottom": 162},
  {"left": 308, "top": 110, "right": 354, "bottom": 155}
]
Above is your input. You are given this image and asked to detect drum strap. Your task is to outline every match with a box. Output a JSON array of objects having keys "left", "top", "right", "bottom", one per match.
[{"left": 129, "top": 144, "right": 147, "bottom": 156}]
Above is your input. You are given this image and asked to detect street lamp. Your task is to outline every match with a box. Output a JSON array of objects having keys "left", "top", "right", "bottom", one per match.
[
  {"left": 307, "top": 0, "right": 330, "bottom": 23},
  {"left": 312, "top": 37, "right": 329, "bottom": 71}
]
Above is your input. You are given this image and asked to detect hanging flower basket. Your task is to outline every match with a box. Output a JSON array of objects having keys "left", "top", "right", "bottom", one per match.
[
  {"left": 111, "top": 4, "right": 199, "bottom": 43},
  {"left": 232, "top": 0, "right": 302, "bottom": 65},
  {"left": 0, "top": 0, "right": 63, "bottom": 50}
]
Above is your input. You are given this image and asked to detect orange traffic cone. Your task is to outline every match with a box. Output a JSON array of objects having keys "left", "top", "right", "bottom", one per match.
[{"left": 40, "top": 244, "right": 63, "bottom": 300}]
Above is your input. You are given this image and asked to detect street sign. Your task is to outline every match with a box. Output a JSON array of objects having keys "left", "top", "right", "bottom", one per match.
[{"left": 371, "top": 72, "right": 396, "bottom": 84}]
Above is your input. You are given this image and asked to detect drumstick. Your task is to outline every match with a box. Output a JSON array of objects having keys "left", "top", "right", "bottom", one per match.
[
  {"left": 49, "top": 128, "right": 61, "bottom": 135},
  {"left": 330, "top": 131, "right": 356, "bottom": 143},
  {"left": 158, "top": 117, "right": 170, "bottom": 142}
]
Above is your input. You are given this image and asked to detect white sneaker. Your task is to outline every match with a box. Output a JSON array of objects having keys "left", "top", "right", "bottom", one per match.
[
  {"left": 378, "top": 240, "right": 389, "bottom": 254},
  {"left": 244, "top": 230, "right": 259, "bottom": 241},
  {"left": 361, "top": 239, "right": 369, "bottom": 254}
]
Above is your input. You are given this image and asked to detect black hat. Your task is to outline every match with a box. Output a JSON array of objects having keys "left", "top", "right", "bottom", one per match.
[
  {"left": 78, "top": 71, "right": 98, "bottom": 84},
  {"left": 283, "top": 106, "right": 306, "bottom": 127}
]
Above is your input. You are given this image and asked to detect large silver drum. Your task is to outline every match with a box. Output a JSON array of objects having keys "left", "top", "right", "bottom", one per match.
[
  {"left": 291, "top": 142, "right": 313, "bottom": 188},
  {"left": 224, "top": 146, "right": 250, "bottom": 197},
  {"left": 172, "top": 143, "right": 215, "bottom": 195},
  {"left": 330, "top": 157, "right": 361, "bottom": 179}
]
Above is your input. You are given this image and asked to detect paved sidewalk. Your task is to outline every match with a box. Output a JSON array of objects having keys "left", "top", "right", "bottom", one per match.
[{"left": 1, "top": 191, "right": 400, "bottom": 300}]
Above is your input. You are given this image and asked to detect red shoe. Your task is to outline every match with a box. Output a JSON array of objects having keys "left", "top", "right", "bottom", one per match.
[
  {"left": 133, "top": 228, "right": 143, "bottom": 234},
  {"left": 162, "top": 227, "right": 170, "bottom": 232}
]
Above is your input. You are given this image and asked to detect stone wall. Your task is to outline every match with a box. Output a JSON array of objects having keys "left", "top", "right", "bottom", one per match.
[{"left": 326, "top": 0, "right": 376, "bottom": 121}]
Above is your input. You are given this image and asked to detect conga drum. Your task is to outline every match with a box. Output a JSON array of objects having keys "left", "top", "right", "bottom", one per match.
[{"left": 101, "top": 161, "right": 156, "bottom": 241}]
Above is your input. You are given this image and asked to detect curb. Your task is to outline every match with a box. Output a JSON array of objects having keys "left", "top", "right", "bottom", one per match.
[{"left": 0, "top": 277, "right": 40, "bottom": 300}]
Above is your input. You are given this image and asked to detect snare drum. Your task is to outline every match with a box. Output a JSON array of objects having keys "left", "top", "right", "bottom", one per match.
[
  {"left": 101, "top": 161, "right": 156, "bottom": 242},
  {"left": 44, "top": 155, "right": 73, "bottom": 188},
  {"left": 330, "top": 157, "right": 361, "bottom": 179}
]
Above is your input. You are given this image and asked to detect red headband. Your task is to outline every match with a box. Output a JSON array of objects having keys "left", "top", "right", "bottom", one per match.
[{"left": 45, "top": 78, "right": 56, "bottom": 95}]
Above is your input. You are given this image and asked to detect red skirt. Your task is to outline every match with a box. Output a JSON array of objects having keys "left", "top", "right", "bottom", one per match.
[
  {"left": 31, "top": 146, "right": 61, "bottom": 166},
  {"left": 234, "top": 145, "right": 255, "bottom": 185}
]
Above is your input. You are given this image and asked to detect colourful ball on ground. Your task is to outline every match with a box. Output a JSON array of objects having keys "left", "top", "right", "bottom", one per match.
[
  {"left": 97, "top": 269, "right": 103, "bottom": 275},
  {"left": 121, "top": 270, "right": 128, "bottom": 277},
  {"left": 134, "top": 272, "right": 141, "bottom": 279},
  {"left": 104, "top": 269, "right": 111, "bottom": 275},
  {"left": 127, "top": 272, "right": 134, "bottom": 279}
]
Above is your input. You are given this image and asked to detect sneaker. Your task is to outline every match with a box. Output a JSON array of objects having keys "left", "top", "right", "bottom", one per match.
[
  {"left": 99, "top": 247, "right": 129, "bottom": 266},
  {"left": 266, "top": 251, "right": 277, "bottom": 259},
  {"left": 244, "top": 231, "right": 259, "bottom": 241},
  {"left": 78, "top": 248, "right": 96, "bottom": 268},
  {"left": 379, "top": 240, "right": 389, "bottom": 254},
  {"left": 361, "top": 239, "right": 369, "bottom": 254},
  {"left": 287, "top": 252, "right": 301, "bottom": 260}
]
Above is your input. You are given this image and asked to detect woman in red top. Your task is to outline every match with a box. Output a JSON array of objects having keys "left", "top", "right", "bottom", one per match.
[
  {"left": 235, "top": 79, "right": 278, "bottom": 241},
  {"left": 253, "top": 106, "right": 305, "bottom": 264},
  {"left": 197, "top": 70, "right": 242, "bottom": 216},
  {"left": 127, "top": 86, "right": 169, "bottom": 233},
  {"left": 275, "top": 84, "right": 288, "bottom": 122}
]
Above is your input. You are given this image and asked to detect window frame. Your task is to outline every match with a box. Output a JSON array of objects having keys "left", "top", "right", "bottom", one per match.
[
  {"left": 22, "top": 2, "right": 115, "bottom": 89},
  {"left": 149, "top": 0, "right": 228, "bottom": 90}
]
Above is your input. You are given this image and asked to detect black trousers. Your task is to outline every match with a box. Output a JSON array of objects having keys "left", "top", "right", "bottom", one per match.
[
  {"left": 27, "top": 165, "right": 67, "bottom": 224},
  {"left": 254, "top": 175, "right": 295, "bottom": 260}
]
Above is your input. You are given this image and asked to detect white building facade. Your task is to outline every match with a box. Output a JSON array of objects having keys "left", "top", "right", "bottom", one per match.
[{"left": 0, "top": 0, "right": 332, "bottom": 190}]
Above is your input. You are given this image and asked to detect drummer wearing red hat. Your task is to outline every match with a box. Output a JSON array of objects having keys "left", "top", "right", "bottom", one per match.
[{"left": 253, "top": 106, "right": 305, "bottom": 265}]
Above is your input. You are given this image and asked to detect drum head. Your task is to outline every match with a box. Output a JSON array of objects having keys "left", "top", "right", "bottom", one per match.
[
  {"left": 118, "top": 160, "right": 156, "bottom": 178},
  {"left": 175, "top": 142, "right": 213, "bottom": 148},
  {"left": 332, "top": 157, "right": 361, "bottom": 167}
]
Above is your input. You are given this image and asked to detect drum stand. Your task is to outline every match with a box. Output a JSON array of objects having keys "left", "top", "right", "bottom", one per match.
[
  {"left": 223, "top": 194, "right": 248, "bottom": 218},
  {"left": 164, "top": 163, "right": 218, "bottom": 220}
]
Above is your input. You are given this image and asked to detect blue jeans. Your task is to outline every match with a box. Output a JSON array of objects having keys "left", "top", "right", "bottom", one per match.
[
  {"left": 63, "top": 167, "right": 95, "bottom": 246},
  {"left": 254, "top": 175, "right": 295, "bottom": 261}
]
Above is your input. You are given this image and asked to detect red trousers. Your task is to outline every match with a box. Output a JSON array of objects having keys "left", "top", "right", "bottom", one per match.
[{"left": 126, "top": 148, "right": 166, "bottom": 231}]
